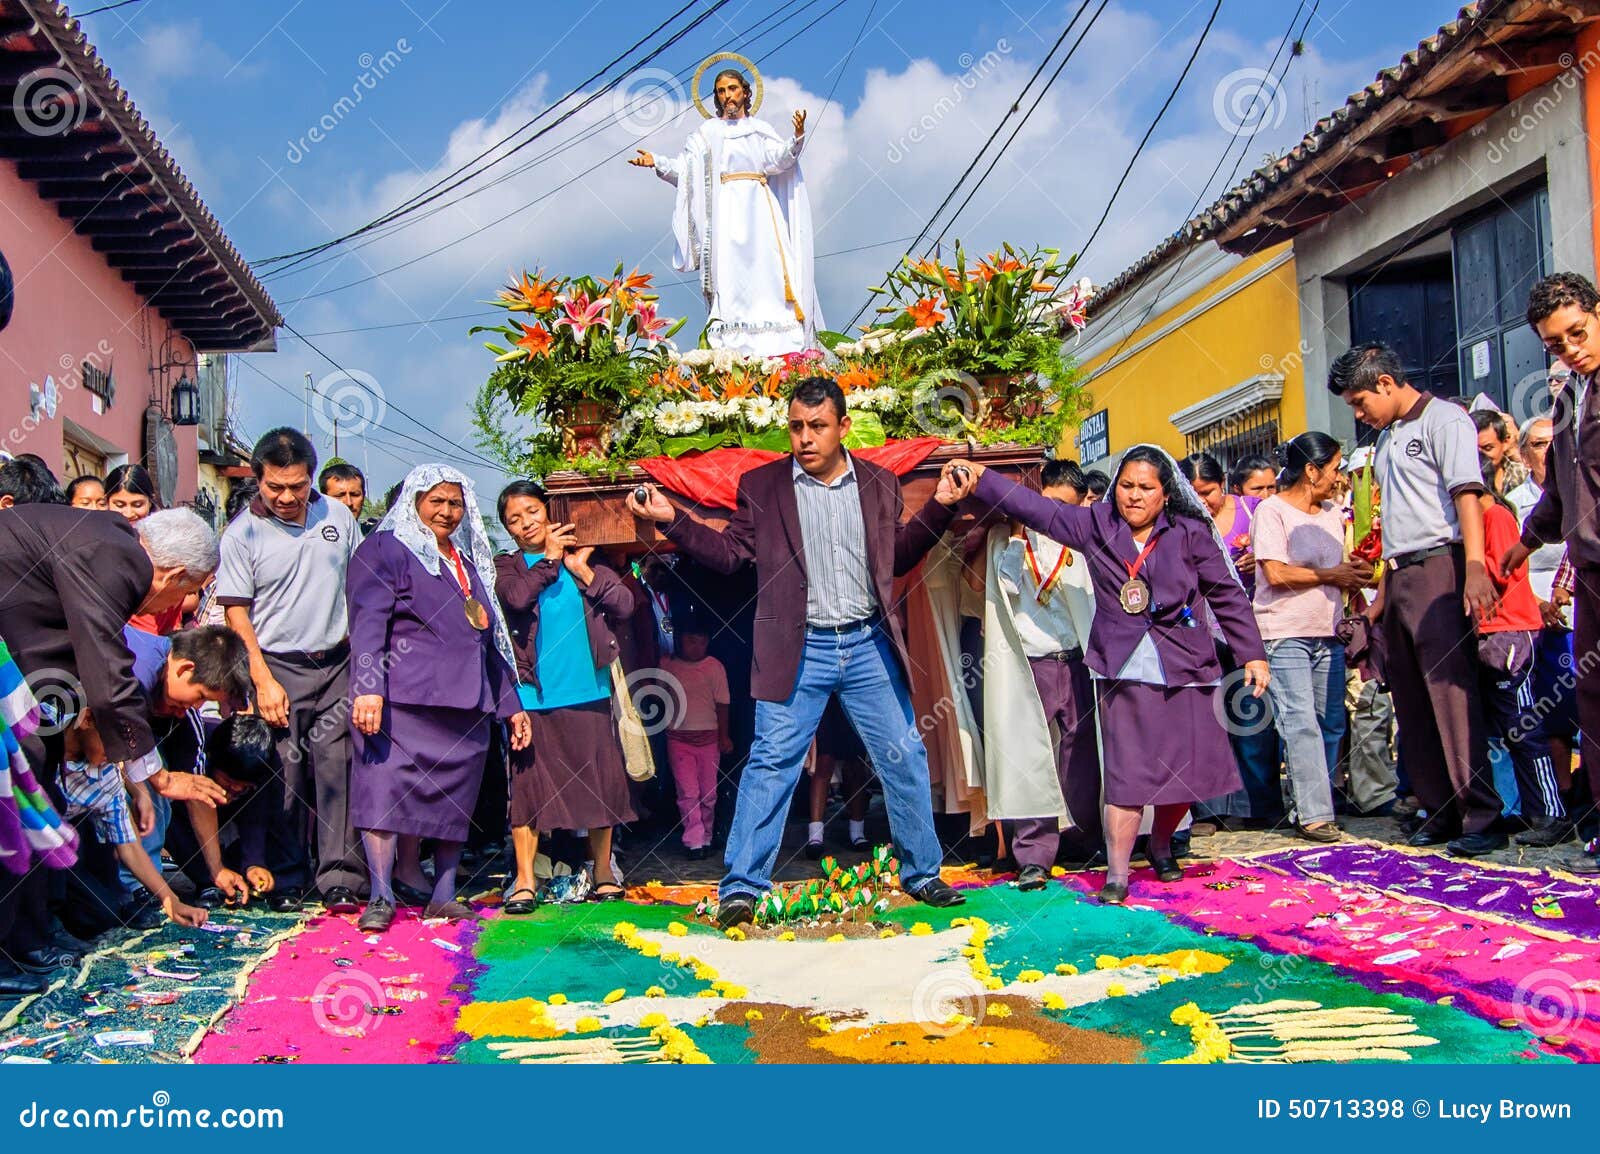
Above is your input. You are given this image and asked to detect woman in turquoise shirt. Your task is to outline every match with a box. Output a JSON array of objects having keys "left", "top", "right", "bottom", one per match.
[{"left": 494, "top": 481, "right": 636, "bottom": 912}]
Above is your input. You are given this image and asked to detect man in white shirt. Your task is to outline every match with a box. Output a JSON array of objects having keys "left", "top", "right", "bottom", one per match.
[{"left": 989, "top": 460, "right": 1103, "bottom": 889}]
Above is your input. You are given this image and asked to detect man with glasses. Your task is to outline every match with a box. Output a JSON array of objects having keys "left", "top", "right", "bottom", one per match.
[{"left": 1504, "top": 274, "right": 1600, "bottom": 871}]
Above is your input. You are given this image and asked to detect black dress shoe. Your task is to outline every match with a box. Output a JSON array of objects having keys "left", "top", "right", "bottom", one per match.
[
  {"left": 14, "top": 945, "right": 79, "bottom": 974},
  {"left": 194, "top": 887, "right": 225, "bottom": 910},
  {"left": 1098, "top": 880, "right": 1129, "bottom": 905},
  {"left": 804, "top": 840, "right": 824, "bottom": 861},
  {"left": 717, "top": 894, "right": 756, "bottom": 928},
  {"left": 1516, "top": 819, "right": 1575, "bottom": 848},
  {"left": 0, "top": 970, "right": 48, "bottom": 997},
  {"left": 1016, "top": 864, "right": 1049, "bottom": 892},
  {"left": 1148, "top": 856, "right": 1183, "bottom": 883},
  {"left": 357, "top": 897, "right": 396, "bottom": 933},
  {"left": 392, "top": 879, "right": 432, "bottom": 907},
  {"left": 1405, "top": 826, "right": 1453, "bottom": 847},
  {"left": 1448, "top": 831, "right": 1509, "bottom": 858},
  {"left": 267, "top": 887, "right": 306, "bottom": 913},
  {"left": 910, "top": 879, "right": 966, "bottom": 908},
  {"left": 321, "top": 886, "right": 361, "bottom": 915}
]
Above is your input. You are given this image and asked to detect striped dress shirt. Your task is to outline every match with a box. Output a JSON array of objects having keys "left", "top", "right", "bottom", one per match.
[{"left": 792, "top": 455, "right": 875, "bottom": 626}]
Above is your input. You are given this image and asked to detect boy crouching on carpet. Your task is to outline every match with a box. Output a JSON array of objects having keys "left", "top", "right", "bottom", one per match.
[
  {"left": 58, "top": 627, "right": 252, "bottom": 927},
  {"left": 164, "top": 713, "right": 279, "bottom": 909}
]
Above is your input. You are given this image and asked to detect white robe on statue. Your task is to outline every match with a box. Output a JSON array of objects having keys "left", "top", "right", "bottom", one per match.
[{"left": 654, "top": 116, "right": 823, "bottom": 356}]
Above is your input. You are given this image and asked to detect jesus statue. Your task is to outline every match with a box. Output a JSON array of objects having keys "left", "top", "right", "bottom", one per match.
[{"left": 629, "top": 54, "right": 823, "bottom": 357}]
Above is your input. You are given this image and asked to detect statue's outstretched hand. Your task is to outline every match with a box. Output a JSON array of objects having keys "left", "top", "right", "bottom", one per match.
[
  {"left": 629, "top": 149, "right": 655, "bottom": 168},
  {"left": 793, "top": 110, "right": 806, "bottom": 137}
]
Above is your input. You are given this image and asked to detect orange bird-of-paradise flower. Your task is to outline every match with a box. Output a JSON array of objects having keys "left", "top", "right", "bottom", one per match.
[
  {"left": 836, "top": 366, "right": 882, "bottom": 392},
  {"left": 908, "top": 297, "right": 946, "bottom": 329},
  {"left": 605, "top": 267, "right": 654, "bottom": 312},
  {"left": 514, "top": 323, "right": 554, "bottom": 358},
  {"left": 501, "top": 270, "right": 557, "bottom": 312}
]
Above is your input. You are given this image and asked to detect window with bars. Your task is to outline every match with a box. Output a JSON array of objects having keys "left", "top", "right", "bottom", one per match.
[{"left": 1183, "top": 400, "right": 1282, "bottom": 470}]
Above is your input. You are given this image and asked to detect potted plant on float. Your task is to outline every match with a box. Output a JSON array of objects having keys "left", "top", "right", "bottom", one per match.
[
  {"left": 470, "top": 264, "right": 683, "bottom": 464},
  {"left": 830, "top": 241, "right": 1092, "bottom": 443}
]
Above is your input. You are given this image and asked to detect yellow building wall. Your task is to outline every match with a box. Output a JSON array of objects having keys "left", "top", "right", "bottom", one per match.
[{"left": 1069, "top": 243, "right": 1307, "bottom": 459}]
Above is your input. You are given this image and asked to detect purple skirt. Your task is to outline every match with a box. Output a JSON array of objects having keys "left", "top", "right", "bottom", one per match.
[
  {"left": 1096, "top": 680, "right": 1242, "bottom": 806},
  {"left": 350, "top": 704, "right": 490, "bottom": 840}
]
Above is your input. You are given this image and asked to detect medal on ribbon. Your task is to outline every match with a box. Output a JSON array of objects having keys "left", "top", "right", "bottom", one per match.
[
  {"left": 446, "top": 546, "right": 490, "bottom": 631},
  {"left": 1023, "top": 533, "right": 1071, "bottom": 606},
  {"left": 1119, "top": 530, "right": 1161, "bottom": 615}
]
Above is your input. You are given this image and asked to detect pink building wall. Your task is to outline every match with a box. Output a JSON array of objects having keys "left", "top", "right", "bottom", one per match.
[{"left": 0, "top": 161, "right": 198, "bottom": 501}]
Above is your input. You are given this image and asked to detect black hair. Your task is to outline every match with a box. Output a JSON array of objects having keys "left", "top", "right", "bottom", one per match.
[
  {"left": 318, "top": 462, "right": 365, "bottom": 492},
  {"left": 0, "top": 456, "right": 65, "bottom": 505},
  {"left": 1176, "top": 452, "right": 1225, "bottom": 487},
  {"left": 1479, "top": 452, "right": 1516, "bottom": 514},
  {"left": 224, "top": 478, "right": 258, "bottom": 521},
  {"left": 1527, "top": 272, "right": 1600, "bottom": 329},
  {"left": 1275, "top": 432, "right": 1342, "bottom": 489},
  {"left": 1228, "top": 454, "right": 1276, "bottom": 494},
  {"left": 1115, "top": 446, "right": 1207, "bottom": 525},
  {"left": 64, "top": 475, "right": 103, "bottom": 504},
  {"left": 712, "top": 68, "right": 753, "bottom": 116},
  {"left": 104, "top": 462, "right": 157, "bottom": 506},
  {"left": 250, "top": 427, "right": 317, "bottom": 479},
  {"left": 168, "top": 626, "right": 251, "bottom": 707},
  {"left": 1082, "top": 469, "right": 1109, "bottom": 498},
  {"left": 789, "top": 375, "right": 847, "bottom": 421},
  {"left": 1040, "top": 458, "right": 1088, "bottom": 496},
  {"left": 1471, "top": 409, "right": 1510, "bottom": 441},
  {"left": 497, "top": 478, "right": 549, "bottom": 526},
  {"left": 1328, "top": 342, "right": 1407, "bottom": 396},
  {"left": 205, "top": 713, "right": 278, "bottom": 786}
]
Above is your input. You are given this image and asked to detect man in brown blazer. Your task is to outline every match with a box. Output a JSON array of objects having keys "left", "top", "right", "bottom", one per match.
[
  {"left": 630, "top": 376, "right": 977, "bottom": 925},
  {"left": 0, "top": 501, "right": 223, "bottom": 994}
]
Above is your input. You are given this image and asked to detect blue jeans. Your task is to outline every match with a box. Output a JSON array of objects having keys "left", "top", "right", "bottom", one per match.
[
  {"left": 1265, "top": 636, "right": 1346, "bottom": 826},
  {"left": 722, "top": 622, "right": 943, "bottom": 899}
]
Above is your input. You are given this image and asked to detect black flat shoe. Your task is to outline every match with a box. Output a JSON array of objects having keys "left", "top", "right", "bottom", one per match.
[
  {"left": 911, "top": 879, "right": 966, "bottom": 908},
  {"left": 1447, "top": 831, "right": 1508, "bottom": 858},
  {"left": 267, "top": 887, "right": 306, "bottom": 914},
  {"left": 804, "top": 840, "right": 824, "bottom": 861},
  {"left": 1516, "top": 820, "right": 1575, "bottom": 847},
  {"left": 0, "top": 970, "right": 48, "bottom": 997},
  {"left": 1148, "top": 856, "right": 1183, "bottom": 883},
  {"left": 588, "top": 883, "right": 626, "bottom": 903},
  {"left": 717, "top": 894, "right": 755, "bottom": 928},
  {"left": 1016, "top": 864, "right": 1048, "bottom": 892},
  {"left": 850, "top": 835, "right": 870, "bottom": 850},
  {"left": 502, "top": 887, "right": 539, "bottom": 916},
  {"left": 392, "top": 879, "right": 433, "bottom": 906},
  {"left": 194, "top": 887, "right": 225, "bottom": 910},
  {"left": 1098, "top": 880, "right": 1129, "bottom": 905},
  {"left": 14, "top": 945, "right": 79, "bottom": 974},
  {"left": 1405, "top": 827, "right": 1453, "bottom": 847},
  {"left": 321, "top": 886, "right": 361, "bottom": 915}
]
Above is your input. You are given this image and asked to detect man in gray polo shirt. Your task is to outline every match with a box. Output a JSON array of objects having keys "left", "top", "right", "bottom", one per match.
[
  {"left": 1330, "top": 343, "right": 1505, "bottom": 857},
  {"left": 214, "top": 428, "right": 365, "bottom": 912}
]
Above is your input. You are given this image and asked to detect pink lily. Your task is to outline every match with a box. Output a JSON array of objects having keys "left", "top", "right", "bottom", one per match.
[
  {"left": 632, "top": 302, "right": 670, "bottom": 343},
  {"left": 554, "top": 291, "right": 614, "bottom": 339}
]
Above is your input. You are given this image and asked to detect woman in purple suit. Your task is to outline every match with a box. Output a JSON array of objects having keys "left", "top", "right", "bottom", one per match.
[
  {"left": 949, "top": 446, "right": 1269, "bottom": 904},
  {"left": 346, "top": 465, "right": 531, "bottom": 932}
]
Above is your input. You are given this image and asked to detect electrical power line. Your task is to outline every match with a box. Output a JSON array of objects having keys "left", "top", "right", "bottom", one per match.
[
  {"left": 843, "top": 0, "right": 1102, "bottom": 332},
  {"left": 252, "top": 0, "right": 718, "bottom": 269},
  {"left": 75, "top": 0, "right": 147, "bottom": 17},
  {"left": 274, "top": 0, "right": 855, "bottom": 306},
  {"left": 260, "top": 0, "right": 837, "bottom": 287}
]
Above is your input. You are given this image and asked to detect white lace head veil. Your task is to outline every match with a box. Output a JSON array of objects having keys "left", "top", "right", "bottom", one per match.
[
  {"left": 374, "top": 463, "right": 518, "bottom": 678},
  {"left": 1112, "top": 443, "right": 1242, "bottom": 587}
]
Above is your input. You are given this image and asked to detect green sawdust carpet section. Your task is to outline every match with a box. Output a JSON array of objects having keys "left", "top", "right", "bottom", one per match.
[{"left": 453, "top": 886, "right": 1555, "bottom": 1064}]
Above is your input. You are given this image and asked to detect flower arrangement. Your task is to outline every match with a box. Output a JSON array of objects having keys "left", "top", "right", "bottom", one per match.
[{"left": 469, "top": 246, "right": 1093, "bottom": 478}]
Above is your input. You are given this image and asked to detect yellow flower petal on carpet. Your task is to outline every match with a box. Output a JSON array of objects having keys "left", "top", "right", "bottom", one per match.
[
  {"left": 745, "top": 1009, "right": 764, "bottom": 1021},
  {"left": 667, "top": 921, "right": 688, "bottom": 937},
  {"left": 909, "top": 922, "right": 933, "bottom": 936},
  {"left": 1106, "top": 983, "right": 1128, "bottom": 997},
  {"left": 645, "top": 985, "right": 666, "bottom": 998},
  {"left": 639, "top": 1012, "right": 668, "bottom": 1028},
  {"left": 986, "top": 1004, "right": 1013, "bottom": 1018},
  {"left": 1017, "top": 969, "right": 1044, "bottom": 983},
  {"left": 574, "top": 1017, "right": 602, "bottom": 1033},
  {"left": 1041, "top": 992, "right": 1068, "bottom": 1011},
  {"left": 1056, "top": 963, "right": 1079, "bottom": 976},
  {"left": 603, "top": 988, "right": 625, "bottom": 1004},
  {"left": 547, "top": 993, "right": 568, "bottom": 1005}
]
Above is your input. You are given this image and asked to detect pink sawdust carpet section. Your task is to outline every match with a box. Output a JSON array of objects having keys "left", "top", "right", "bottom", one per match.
[
  {"left": 192, "top": 908, "right": 484, "bottom": 1064},
  {"left": 1065, "top": 852, "right": 1600, "bottom": 1061}
]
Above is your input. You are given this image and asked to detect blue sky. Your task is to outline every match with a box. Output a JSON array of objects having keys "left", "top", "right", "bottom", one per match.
[{"left": 76, "top": 0, "right": 1449, "bottom": 496}]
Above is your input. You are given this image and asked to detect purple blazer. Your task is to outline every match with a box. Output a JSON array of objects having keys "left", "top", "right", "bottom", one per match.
[
  {"left": 347, "top": 531, "right": 520, "bottom": 717},
  {"left": 975, "top": 469, "right": 1265, "bottom": 681},
  {"left": 663, "top": 455, "right": 957, "bottom": 702},
  {"left": 494, "top": 552, "right": 634, "bottom": 694}
]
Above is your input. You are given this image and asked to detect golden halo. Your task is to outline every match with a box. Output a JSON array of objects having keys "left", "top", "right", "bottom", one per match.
[{"left": 692, "top": 52, "right": 763, "bottom": 119}]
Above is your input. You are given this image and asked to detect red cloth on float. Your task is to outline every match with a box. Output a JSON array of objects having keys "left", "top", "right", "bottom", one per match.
[{"left": 638, "top": 437, "right": 946, "bottom": 510}]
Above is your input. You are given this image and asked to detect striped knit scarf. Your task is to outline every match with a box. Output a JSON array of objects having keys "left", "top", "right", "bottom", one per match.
[{"left": 0, "top": 638, "right": 77, "bottom": 873}]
